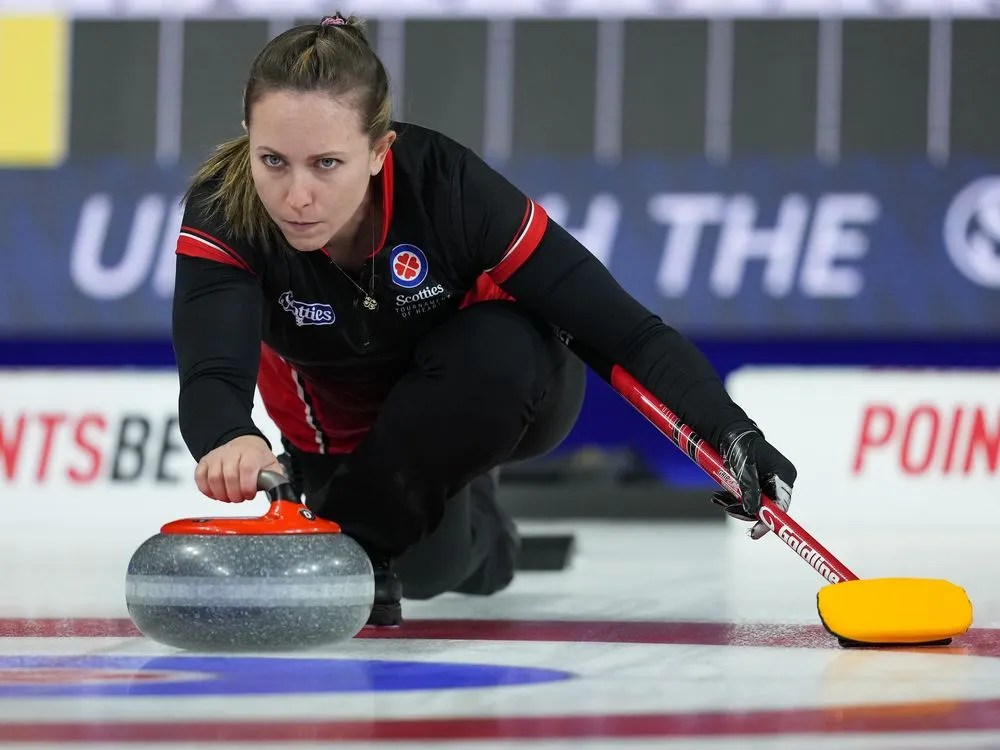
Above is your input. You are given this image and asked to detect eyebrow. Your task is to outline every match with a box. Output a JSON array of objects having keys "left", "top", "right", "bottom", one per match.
[{"left": 255, "top": 146, "right": 347, "bottom": 159}]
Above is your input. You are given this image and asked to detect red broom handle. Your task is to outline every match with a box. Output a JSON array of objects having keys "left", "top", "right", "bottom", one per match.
[
  {"left": 559, "top": 332, "right": 858, "bottom": 585},
  {"left": 606, "top": 364, "right": 857, "bottom": 584}
]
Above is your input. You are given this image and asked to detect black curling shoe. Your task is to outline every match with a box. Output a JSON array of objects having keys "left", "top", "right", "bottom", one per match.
[{"left": 368, "top": 557, "right": 402, "bottom": 626}]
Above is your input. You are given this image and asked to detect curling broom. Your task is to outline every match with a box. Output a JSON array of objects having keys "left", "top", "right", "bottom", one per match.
[{"left": 566, "top": 336, "right": 973, "bottom": 646}]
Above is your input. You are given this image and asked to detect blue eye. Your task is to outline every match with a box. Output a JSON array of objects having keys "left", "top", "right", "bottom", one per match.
[
  {"left": 262, "top": 154, "right": 283, "bottom": 168},
  {"left": 317, "top": 157, "right": 339, "bottom": 169}
]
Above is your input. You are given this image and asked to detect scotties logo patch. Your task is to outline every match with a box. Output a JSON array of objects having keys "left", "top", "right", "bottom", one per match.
[
  {"left": 389, "top": 244, "right": 429, "bottom": 289},
  {"left": 279, "top": 291, "right": 335, "bottom": 327}
]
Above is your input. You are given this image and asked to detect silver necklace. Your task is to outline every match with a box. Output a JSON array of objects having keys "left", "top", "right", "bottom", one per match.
[{"left": 324, "top": 205, "right": 378, "bottom": 311}]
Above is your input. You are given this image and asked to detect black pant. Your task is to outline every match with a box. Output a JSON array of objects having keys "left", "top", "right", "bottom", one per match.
[{"left": 288, "top": 301, "right": 586, "bottom": 599}]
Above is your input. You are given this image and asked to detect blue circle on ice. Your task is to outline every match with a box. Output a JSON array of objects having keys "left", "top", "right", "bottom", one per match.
[{"left": 0, "top": 656, "right": 573, "bottom": 697}]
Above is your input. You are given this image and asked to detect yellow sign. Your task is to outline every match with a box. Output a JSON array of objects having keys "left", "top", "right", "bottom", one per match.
[{"left": 0, "top": 15, "right": 69, "bottom": 167}]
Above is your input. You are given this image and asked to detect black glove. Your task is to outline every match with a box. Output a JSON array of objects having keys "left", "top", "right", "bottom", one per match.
[{"left": 711, "top": 426, "right": 797, "bottom": 540}]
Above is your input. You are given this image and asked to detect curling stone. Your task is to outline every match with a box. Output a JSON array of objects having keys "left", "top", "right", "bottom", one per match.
[{"left": 125, "top": 470, "right": 374, "bottom": 651}]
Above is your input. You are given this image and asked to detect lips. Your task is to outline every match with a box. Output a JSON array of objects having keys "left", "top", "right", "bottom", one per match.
[{"left": 284, "top": 220, "right": 319, "bottom": 232}]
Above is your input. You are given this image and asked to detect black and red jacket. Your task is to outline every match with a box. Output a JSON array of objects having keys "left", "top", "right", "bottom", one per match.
[{"left": 173, "top": 122, "right": 751, "bottom": 459}]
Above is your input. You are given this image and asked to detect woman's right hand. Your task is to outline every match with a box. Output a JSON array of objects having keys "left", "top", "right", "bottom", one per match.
[{"left": 194, "top": 435, "right": 285, "bottom": 502}]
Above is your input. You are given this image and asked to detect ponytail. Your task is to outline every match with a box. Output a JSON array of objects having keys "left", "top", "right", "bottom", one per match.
[{"left": 185, "top": 134, "right": 281, "bottom": 247}]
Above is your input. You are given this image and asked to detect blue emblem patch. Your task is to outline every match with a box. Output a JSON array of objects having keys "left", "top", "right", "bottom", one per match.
[{"left": 388, "top": 245, "right": 429, "bottom": 289}]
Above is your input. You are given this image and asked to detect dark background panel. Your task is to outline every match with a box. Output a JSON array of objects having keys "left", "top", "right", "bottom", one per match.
[
  {"left": 67, "top": 17, "right": 1000, "bottom": 164},
  {"left": 513, "top": 20, "right": 597, "bottom": 157},
  {"left": 622, "top": 21, "right": 708, "bottom": 156},
  {"left": 404, "top": 21, "right": 487, "bottom": 153},
  {"left": 731, "top": 20, "right": 818, "bottom": 155},
  {"left": 356, "top": 18, "right": 379, "bottom": 58},
  {"left": 69, "top": 21, "right": 159, "bottom": 159},
  {"left": 840, "top": 20, "right": 929, "bottom": 155},
  {"left": 181, "top": 20, "right": 270, "bottom": 162},
  {"left": 951, "top": 20, "right": 1000, "bottom": 156}
]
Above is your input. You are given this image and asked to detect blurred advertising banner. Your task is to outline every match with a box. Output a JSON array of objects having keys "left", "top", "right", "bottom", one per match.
[
  {"left": 726, "top": 367, "right": 1000, "bottom": 528},
  {"left": 0, "top": 370, "right": 286, "bottom": 614},
  {"left": 0, "top": 370, "right": 281, "bottom": 493},
  {"left": 1, "top": 1, "right": 997, "bottom": 17},
  {"left": 0, "top": 370, "right": 282, "bottom": 560},
  {"left": 1, "top": 157, "right": 999, "bottom": 336}
]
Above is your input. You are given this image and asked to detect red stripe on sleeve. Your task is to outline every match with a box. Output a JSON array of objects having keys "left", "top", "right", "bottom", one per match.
[
  {"left": 181, "top": 226, "right": 241, "bottom": 259},
  {"left": 487, "top": 199, "right": 549, "bottom": 285},
  {"left": 176, "top": 230, "right": 253, "bottom": 274}
]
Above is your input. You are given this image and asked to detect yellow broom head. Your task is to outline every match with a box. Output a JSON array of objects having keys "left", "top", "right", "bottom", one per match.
[{"left": 817, "top": 578, "right": 973, "bottom": 646}]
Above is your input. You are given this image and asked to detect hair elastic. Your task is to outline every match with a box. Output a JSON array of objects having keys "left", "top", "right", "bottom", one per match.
[{"left": 321, "top": 15, "right": 347, "bottom": 26}]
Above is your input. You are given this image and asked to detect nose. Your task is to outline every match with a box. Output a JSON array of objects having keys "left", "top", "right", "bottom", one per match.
[{"left": 285, "top": 173, "right": 313, "bottom": 211}]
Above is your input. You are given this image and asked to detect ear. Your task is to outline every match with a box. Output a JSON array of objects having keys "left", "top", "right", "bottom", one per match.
[
  {"left": 370, "top": 130, "right": 396, "bottom": 175},
  {"left": 241, "top": 120, "right": 248, "bottom": 135}
]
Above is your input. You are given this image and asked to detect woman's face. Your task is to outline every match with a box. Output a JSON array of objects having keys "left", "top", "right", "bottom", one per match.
[{"left": 247, "top": 89, "right": 392, "bottom": 252}]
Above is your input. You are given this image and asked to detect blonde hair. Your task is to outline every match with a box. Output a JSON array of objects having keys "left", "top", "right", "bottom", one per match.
[{"left": 185, "top": 14, "right": 393, "bottom": 248}]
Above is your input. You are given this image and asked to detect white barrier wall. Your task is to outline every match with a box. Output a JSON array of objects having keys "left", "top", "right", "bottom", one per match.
[
  {"left": 726, "top": 367, "right": 1000, "bottom": 527},
  {"left": 721, "top": 366, "right": 1000, "bottom": 613},
  {"left": 0, "top": 370, "right": 282, "bottom": 616},
  {"left": 6, "top": 366, "right": 995, "bottom": 532},
  {"left": 3, "top": 366, "right": 996, "bottom": 616}
]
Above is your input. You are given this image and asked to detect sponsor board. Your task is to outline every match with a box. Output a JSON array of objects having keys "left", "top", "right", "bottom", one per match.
[
  {"left": 0, "top": 371, "right": 283, "bottom": 579},
  {"left": 2, "top": 159, "right": 1000, "bottom": 336},
  {"left": 725, "top": 366, "right": 1000, "bottom": 528}
]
